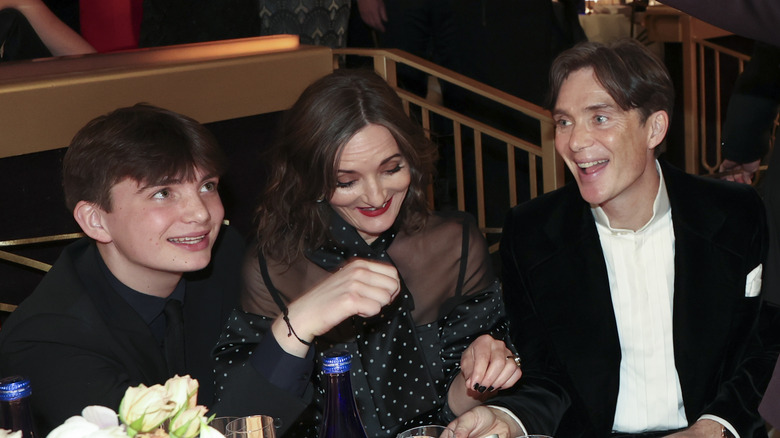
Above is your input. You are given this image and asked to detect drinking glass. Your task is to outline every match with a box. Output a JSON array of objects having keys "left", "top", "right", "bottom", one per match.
[
  {"left": 225, "top": 415, "right": 276, "bottom": 438},
  {"left": 208, "top": 416, "right": 239, "bottom": 435},
  {"left": 396, "top": 425, "right": 455, "bottom": 438}
]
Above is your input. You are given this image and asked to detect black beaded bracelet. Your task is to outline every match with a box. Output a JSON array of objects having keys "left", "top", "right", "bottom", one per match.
[{"left": 283, "top": 309, "right": 312, "bottom": 347}]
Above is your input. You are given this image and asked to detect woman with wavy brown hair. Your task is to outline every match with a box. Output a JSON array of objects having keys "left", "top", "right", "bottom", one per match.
[{"left": 213, "top": 69, "right": 522, "bottom": 438}]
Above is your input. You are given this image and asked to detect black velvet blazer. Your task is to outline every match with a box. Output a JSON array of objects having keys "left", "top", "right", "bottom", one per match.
[{"left": 493, "top": 161, "right": 776, "bottom": 437}]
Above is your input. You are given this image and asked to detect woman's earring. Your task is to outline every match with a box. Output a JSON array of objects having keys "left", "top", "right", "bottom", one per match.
[{"left": 316, "top": 196, "right": 325, "bottom": 203}]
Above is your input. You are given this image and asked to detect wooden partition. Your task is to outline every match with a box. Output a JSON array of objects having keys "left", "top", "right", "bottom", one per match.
[{"left": 0, "top": 35, "right": 332, "bottom": 159}]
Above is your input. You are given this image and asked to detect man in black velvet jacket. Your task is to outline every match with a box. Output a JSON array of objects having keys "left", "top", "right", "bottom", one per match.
[
  {"left": 492, "top": 40, "right": 778, "bottom": 438},
  {"left": 0, "top": 104, "right": 243, "bottom": 435}
]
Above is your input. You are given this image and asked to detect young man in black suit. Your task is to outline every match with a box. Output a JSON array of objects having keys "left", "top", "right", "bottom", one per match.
[
  {"left": 461, "top": 39, "right": 777, "bottom": 437},
  {"left": 0, "top": 104, "right": 244, "bottom": 435}
]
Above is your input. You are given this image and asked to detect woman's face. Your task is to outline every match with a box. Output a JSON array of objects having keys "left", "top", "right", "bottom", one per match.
[{"left": 329, "top": 123, "right": 411, "bottom": 244}]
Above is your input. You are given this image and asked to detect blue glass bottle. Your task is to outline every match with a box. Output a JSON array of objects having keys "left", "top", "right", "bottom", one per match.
[
  {"left": 319, "top": 351, "right": 368, "bottom": 438},
  {"left": 0, "top": 376, "right": 36, "bottom": 438}
]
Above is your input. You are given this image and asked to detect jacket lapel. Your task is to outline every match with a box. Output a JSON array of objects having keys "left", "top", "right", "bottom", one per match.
[
  {"left": 663, "top": 163, "right": 739, "bottom": 419},
  {"left": 529, "top": 184, "right": 622, "bottom": 433}
]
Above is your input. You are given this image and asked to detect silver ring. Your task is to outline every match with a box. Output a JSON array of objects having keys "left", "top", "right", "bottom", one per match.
[{"left": 507, "top": 354, "right": 521, "bottom": 368}]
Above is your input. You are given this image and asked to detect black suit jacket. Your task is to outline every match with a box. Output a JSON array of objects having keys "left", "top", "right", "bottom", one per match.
[
  {"left": 0, "top": 225, "right": 244, "bottom": 435},
  {"left": 494, "top": 162, "right": 775, "bottom": 437}
]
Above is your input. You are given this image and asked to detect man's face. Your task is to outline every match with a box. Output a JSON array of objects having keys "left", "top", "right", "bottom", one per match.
[
  {"left": 552, "top": 67, "right": 662, "bottom": 213},
  {"left": 96, "top": 167, "right": 224, "bottom": 294}
]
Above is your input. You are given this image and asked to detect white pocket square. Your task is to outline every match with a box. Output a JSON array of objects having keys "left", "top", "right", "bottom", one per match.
[{"left": 745, "top": 263, "right": 763, "bottom": 297}]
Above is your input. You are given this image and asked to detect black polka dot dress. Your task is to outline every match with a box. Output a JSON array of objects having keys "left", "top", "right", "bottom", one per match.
[{"left": 214, "top": 211, "right": 510, "bottom": 437}]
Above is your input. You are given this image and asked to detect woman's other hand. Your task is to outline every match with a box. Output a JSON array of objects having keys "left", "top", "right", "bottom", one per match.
[
  {"left": 448, "top": 335, "right": 522, "bottom": 415},
  {"left": 271, "top": 259, "right": 400, "bottom": 356}
]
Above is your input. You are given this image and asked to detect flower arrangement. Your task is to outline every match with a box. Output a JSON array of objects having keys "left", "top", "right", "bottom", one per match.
[{"left": 45, "top": 375, "right": 223, "bottom": 438}]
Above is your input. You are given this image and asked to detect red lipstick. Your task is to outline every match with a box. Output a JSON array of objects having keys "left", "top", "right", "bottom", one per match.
[{"left": 358, "top": 197, "right": 392, "bottom": 217}]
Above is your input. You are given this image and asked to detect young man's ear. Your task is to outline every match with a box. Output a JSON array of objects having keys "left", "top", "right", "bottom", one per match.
[
  {"left": 647, "top": 110, "right": 670, "bottom": 151},
  {"left": 73, "top": 201, "right": 112, "bottom": 244}
]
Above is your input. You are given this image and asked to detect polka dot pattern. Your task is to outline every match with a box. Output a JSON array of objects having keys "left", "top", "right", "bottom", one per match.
[
  {"left": 213, "top": 213, "right": 510, "bottom": 437},
  {"left": 214, "top": 283, "right": 507, "bottom": 437}
]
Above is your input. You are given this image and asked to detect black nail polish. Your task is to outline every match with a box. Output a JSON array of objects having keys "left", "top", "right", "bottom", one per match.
[
  {"left": 487, "top": 386, "right": 495, "bottom": 392},
  {"left": 473, "top": 383, "right": 480, "bottom": 390},
  {"left": 478, "top": 385, "right": 487, "bottom": 393}
]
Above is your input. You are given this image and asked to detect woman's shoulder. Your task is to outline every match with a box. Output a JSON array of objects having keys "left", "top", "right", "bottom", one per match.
[
  {"left": 424, "top": 210, "right": 479, "bottom": 235},
  {"left": 396, "top": 210, "right": 483, "bottom": 255}
]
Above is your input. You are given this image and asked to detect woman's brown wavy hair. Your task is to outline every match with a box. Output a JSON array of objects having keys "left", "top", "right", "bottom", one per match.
[{"left": 255, "top": 69, "right": 438, "bottom": 264}]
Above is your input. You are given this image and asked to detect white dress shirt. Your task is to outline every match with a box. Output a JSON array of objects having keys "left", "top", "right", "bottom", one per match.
[
  {"left": 592, "top": 161, "right": 736, "bottom": 436},
  {"left": 593, "top": 162, "right": 686, "bottom": 432}
]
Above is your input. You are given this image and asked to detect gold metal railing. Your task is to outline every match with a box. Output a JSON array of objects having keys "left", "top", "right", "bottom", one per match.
[
  {"left": 2, "top": 42, "right": 560, "bottom": 311},
  {"left": 643, "top": 6, "right": 757, "bottom": 175},
  {"left": 334, "top": 48, "right": 563, "bottom": 250},
  {"left": 684, "top": 37, "right": 776, "bottom": 183},
  {"left": 693, "top": 40, "right": 752, "bottom": 175},
  {"left": 0, "top": 233, "right": 83, "bottom": 272},
  {"left": 0, "top": 233, "right": 84, "bottom": 313},
  {"left": 1, "top": 23, "right": 770, "bottom": 313}
]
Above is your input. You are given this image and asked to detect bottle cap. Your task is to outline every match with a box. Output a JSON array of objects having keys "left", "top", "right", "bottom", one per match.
[
  {"left": 322, "top": 350, "right": 351, "bottom": 374},
  {"left": 0, "top": 376, "right": 32, "bottom": 401}
]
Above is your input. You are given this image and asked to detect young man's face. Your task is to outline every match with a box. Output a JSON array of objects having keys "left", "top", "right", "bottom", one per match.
[
  {"left": 97, "top": 167, "right": 224, "bottom": 295},
  {"left": 552, "top": 67, "right": 662, "bottom": 214}
]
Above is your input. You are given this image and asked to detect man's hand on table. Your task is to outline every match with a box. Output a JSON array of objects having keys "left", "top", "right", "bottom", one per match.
[
  {"left": 447, "top": 405, "right": 522, "bottom": 438},
  {"left": 664, "top": 419, "right": 729, "bottom": 437}
]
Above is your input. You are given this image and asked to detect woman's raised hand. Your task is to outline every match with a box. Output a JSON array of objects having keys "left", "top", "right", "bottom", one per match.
[
  {"left": 271, "top": 259, "right": 400, "bottom": 356},
  {"left": 447, "top": 335, "right": 522, "bottom": 415}
]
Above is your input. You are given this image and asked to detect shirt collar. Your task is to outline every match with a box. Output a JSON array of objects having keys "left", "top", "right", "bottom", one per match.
[
  {"left": 96, "top": 249, "right": 186, "bottom": 326},
  {"left": 592, "top": 160, "right": 671, "bottom": 233}
]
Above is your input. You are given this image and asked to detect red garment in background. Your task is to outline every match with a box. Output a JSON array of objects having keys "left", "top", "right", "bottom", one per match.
[{"left": 79, "top": 0, "right": 142, "bottom": 52}]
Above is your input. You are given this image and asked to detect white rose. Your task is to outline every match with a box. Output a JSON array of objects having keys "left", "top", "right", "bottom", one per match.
[
  {"left": 46, "top": 416, "right": 100, "bottom": 438},
  {"left": 46, "top": 406, "right": 124, "bottom": 438},
  {"left": 164, "top": 376, "right": 198, "bottom": 415},
  {"left": 119, "top": 384, "right": 175, "bottom": 436},
  {"left": 169, "top": 407, "right": 207, "bottom": 438},
  {"left": 86, "top": 426, "right": 128, "bottom": 438},
  {"left": 198, "top": 420, "right": 225, "bottom": 438},
  {"left": 80, "top": 406, "right": 119, "bottom": 429},
  {"left": 0, "top": 430, "right": 22, "bottom": 438}
]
